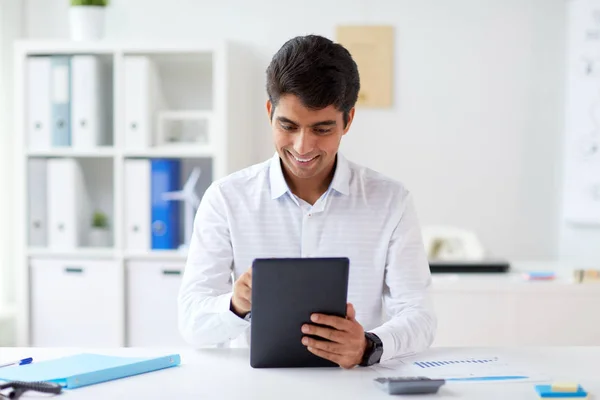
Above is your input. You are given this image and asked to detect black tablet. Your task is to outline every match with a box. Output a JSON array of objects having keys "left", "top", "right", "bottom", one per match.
[{"left": 249, "top": 257, "right": 349, "bottom": 368}]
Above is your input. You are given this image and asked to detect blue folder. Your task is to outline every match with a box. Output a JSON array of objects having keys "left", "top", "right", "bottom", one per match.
[
  {"left": 151, "top": 159, "right": 181, "bottom": 249},
  {"left": 0, "top": 353, "right": 180, "bottom": 389}
]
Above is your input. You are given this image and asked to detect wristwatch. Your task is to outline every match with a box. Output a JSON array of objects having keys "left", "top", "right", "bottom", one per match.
[{"left": 360, "top": 332, "right": 383, "bottom": 366}]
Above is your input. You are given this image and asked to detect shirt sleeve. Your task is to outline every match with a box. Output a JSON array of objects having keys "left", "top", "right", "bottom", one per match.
[
  {"left": 370, "top": 191, "right": 437, "bottom": 362},
  {"left": 178, "top": 183, "right": 250, "bottom": 347}
]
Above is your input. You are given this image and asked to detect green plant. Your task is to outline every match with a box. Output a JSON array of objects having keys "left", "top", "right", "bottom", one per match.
[
  {"left": 71, "top": 0, "right": 109, "bottom": 6},
  {"left": 91, "top": 211, "right": 109, "bottom": 229}
]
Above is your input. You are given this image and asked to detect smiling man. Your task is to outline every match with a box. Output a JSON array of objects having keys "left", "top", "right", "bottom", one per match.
[{"left": 178, "top": 34, "right": 436, "bottom": 368}]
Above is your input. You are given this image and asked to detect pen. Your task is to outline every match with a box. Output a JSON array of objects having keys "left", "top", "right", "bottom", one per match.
[{"left": 0, "top": 357, "right": 33, "bottom": 368}]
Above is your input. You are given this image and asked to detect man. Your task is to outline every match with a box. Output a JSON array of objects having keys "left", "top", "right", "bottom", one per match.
[{"left": 178, "top": 34, "right": 436, "bottom": 368}]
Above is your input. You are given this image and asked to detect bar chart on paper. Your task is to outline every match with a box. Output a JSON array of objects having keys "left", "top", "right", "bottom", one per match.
[
  {"left": 414, "top": 357, "right": 498, "bottom": 369},
  {"left": 373, "top": 356, "right": 547, "bottom": 383}
]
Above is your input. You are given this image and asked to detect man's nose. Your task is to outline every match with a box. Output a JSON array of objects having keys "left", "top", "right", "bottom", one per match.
[{"left": 293, "top": 130, "right": 315, "bottom": 156}]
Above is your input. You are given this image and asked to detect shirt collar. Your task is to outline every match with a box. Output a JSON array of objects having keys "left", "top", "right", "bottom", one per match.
[
  {"left": 329, "top": 152, "right": 350, "bottom": 196},
  {"left": 269, "top": 153, "right": 289, "bottom": 200},
  {"left": 269, "top": 152, "right": 351, "bottom": 200}
]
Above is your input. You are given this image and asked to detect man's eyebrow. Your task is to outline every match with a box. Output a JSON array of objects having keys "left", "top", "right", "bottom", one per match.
[
  {"left": 310, "top": 120, "right": 337, "bottom": 127},
  {"left": 275, "top": 117, "right": 337, "bottom": 127},
  {"left": 276, "top": 116, "right": 298, "bottom": 125}
]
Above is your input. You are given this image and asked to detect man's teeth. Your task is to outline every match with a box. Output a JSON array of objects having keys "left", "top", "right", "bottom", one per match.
[{"left": 293, "top": 155, "right": 315, "bottom": 163}]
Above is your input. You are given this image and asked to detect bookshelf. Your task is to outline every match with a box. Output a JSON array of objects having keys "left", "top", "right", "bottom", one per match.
[{"left": 13, "top": 40, "right": 255, "bottom": 347}]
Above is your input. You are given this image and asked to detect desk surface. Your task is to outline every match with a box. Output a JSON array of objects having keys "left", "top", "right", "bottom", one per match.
[{"left": 0, "top": 347, "right": 598, "bottom": 399}]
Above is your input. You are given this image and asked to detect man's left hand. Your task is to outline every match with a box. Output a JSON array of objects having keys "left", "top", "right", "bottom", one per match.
[{"left": 301, "top": 303, "right": 367, "bottom": 369}]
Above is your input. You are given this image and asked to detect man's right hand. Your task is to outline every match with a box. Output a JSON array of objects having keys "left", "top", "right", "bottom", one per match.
[{"left": 231, "top": 267, "right": 252, "bottom": 318}]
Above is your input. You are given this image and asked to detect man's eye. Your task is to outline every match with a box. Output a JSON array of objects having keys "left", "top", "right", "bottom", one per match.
[
  {"left": 314, "top": 128, "right": 332, "bottom": 134},
  {"left": 281, "top": 125, "right": 295, "bottom": 131}
]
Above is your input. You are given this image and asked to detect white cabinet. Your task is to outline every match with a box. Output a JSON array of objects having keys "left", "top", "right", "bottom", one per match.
[
  {"left": 431, "top": 274, "right": 600, "bottom": 347},
  {"left": 126, "top": 261, "right": 187, "bottom": 347},
  {"left": 30, "top": 258, "right": 123, "bottom": 347},
  {"left": 432, "top": 292, "right": 516, "bottom": 346}
]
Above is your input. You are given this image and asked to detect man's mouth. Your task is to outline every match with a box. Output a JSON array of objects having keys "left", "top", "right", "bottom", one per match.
[{"left": 288, "top": 151, "right": 318, "bottom": 164}]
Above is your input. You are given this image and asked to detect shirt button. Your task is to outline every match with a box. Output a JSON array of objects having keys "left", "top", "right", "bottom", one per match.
[{"left": 308, "top": 213, "right": 312, "bottom": 217}]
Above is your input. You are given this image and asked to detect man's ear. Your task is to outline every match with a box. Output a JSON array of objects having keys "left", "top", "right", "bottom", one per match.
[
  {"left": 343, "top": 107, "right": 356, "bottom": 135},
  {"left": 266, "top": 99, "right": 273, "bottom": 122}
]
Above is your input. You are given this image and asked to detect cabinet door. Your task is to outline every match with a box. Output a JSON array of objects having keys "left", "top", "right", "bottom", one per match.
[
  {"left": 127, "top": 261, "right": 187, "bottom": 347},
  {"left": 514, "top": 292, "right": 600, "bottom": 346},
  {"left": 431, "top": 291, "right": 516, "bottom": 346},
  {"left": 30, "top": 259, "right": 122, "bottom": 347}
]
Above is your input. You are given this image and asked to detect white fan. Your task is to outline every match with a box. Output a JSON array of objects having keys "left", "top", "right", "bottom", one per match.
[{"left": 162, "top": 167, "right": 202, "bottom": 249}]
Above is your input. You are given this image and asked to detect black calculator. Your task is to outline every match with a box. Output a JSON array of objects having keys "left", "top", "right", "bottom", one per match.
[{"left": 374, "top": 376, "right": 446, "bottom": 395}]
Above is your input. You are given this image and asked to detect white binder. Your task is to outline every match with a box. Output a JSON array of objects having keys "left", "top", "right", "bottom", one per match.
[
  {"left": 124, "top": 56, "right": 164, "bottom": 149},
  {"left": 26, "top": 57, "right": 52, "bottom": 150},
  {"left": 124, "top": 159, "right": 151, "bottom": 250},
  {"left": 47, "top": 159, "right": 89, "bottom": 249},
  {"left": 27, "top": 159, "right": 47, "bottom": 247},
  {"left": 71, "top": 55, "right": 112, "bottom": 148}
]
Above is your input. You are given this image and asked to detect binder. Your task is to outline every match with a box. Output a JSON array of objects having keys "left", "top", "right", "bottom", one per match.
[
  {"left": 124, "top": 159, "right": 151, "bottom": 250},
  {"left": 27, "top": 159, "right": 47, "bottom": 246},
  {"left": 0, "top": 353, "right": 180, "bottom": 389},
  {"left": 151, "top": 159, "right": 180, "bottom": 249},
  {"left": 27, "top": 56, "right": 52, "bottom": 150},
  {"left": 51, "top": 56, "right": 71, "bottom": 147},
  {"left": 124, "top": 56, "right": 164, "bottom": 149},
  {"left": 47, "top": 159, "right": 89, "bottom": 249},
  {"left": 71, "top": 55, "right": 112, "bottom": 148}
]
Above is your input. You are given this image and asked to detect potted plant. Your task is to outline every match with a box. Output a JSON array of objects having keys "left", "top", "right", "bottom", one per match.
[
  {"left": 89, "top": 210, "right": 111, "bottom": 247},
  {"left": 69, "top": 0, "right": 109, "bottom": 41}
]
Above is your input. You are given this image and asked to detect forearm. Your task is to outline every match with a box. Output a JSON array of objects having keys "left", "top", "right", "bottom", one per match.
[
  {"left": 370, "top": 303, "right": 437, "bottom": 362},
  {"left": 178, "top": 290, "right": 250, "bottom": 347}
]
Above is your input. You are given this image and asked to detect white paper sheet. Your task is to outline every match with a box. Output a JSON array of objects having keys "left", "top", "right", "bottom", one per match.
[{"left": 372, "top": 355, "right": 549, "bottom": 383}]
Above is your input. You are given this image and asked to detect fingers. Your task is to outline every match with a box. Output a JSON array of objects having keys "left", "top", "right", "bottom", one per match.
[
  {"left": 346, "top": 303, "right": 356, "bottom": 320},
  {"left": 306, "top": 347, "right": 357, "bottom": 369},
  {"left": 242, "top": 267, "right": 252, "bottom": 288},
  {"left": 306, "top": 346, "right": 343, "bottom": 364},
  {"left": 302, "top": 324, "right": 346, "bottom": 343},
  {"left": 232, "top": 269, "right": 253, "bottom": 315},
  {"left": 236, "top": 296, "right": 251, "bottom": 311},
  {"left": 237, "top": 284, "right": 251, "bottom": 302},
  {"left": 302, "top": 336, "right": 344, "bottom": 355},
  {"left": 310, "top": 313, "right": 352, "bottom": 332}
]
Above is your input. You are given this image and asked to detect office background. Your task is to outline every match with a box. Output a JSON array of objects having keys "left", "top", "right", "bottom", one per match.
[{"left": 0, "top": 0, "right": 599, "bottom": 347}]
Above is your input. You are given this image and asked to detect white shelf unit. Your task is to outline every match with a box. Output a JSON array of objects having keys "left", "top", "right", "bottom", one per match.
[{"left": 13, "top": 40, "right": 255, "bottom": 347}]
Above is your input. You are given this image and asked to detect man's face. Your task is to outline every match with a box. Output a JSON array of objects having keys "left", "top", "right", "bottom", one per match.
[{"left": 267, "top": 94, "right": 354, "bottom": 182}]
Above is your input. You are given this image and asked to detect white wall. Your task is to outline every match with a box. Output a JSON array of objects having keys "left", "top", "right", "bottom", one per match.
[
  {"left": 19, "top": 0, "right": 572, "bottom": 261},
  {"left": 0, "top": 0, "right": 23, "bottom": 307}
]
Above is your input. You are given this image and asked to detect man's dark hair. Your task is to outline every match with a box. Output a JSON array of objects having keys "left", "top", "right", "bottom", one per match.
[{"left": 266, "top": 35, "right": 360, "bottom": 128}]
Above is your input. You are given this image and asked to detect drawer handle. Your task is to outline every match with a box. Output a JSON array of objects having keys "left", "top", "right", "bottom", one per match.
[
  {"left": 162, "top": 270, "right": 181, "bottom": 276},
  {"left": 65, "top": 267, "right": 83, "bottom": 274}
]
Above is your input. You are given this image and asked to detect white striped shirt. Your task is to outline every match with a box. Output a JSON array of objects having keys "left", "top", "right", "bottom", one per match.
[{"left": 178, "top": 152, "right": 436, "bottom": 362}]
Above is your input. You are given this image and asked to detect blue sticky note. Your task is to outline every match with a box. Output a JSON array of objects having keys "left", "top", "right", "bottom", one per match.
[
  {"left": 535, "top": 385, "right": 587, "bottom": 398},
  {"left": 0, "top": 353, "right": 180, "bottom": 389}
]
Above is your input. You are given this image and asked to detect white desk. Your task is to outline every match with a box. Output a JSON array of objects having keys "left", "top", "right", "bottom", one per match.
[{"left": 1, "top": 347, "right": 598, "bottom": 399}]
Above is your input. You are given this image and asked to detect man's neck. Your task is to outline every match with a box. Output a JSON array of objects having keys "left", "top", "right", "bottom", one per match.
[{"left": 283, "top": 157, "right": 337, "bottom": 205}]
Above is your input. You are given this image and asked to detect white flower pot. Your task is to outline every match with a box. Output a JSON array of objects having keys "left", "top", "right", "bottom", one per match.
[
  {"left": 89, "top": 228, "right": 111, "bottom": 248},
  {"left": 69, "top": 6, "right": 106, "bottom": 41}
]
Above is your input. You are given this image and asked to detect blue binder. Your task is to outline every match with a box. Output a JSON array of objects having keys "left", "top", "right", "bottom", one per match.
[
  {"left": 151, "top": 159, "right": 181, "bottom": 249},
  {"left": 0, "top": 353, "right": 180, "bottom": 389},
  {"left": 50, "top": 56, "right": 71, "bottom": 147}
]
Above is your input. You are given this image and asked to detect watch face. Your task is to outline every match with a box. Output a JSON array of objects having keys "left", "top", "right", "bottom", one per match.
[
  {"left": 369, "top": 345, "right": 383, "bottom": 365},
  {"left": 365, "top": 333, "right": 383, "bottom": 365}
]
